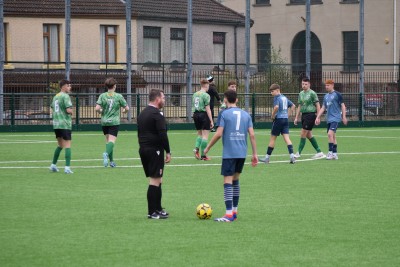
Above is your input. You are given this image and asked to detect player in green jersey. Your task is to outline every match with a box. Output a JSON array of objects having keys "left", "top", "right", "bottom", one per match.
[
  {"left": 192, "top": 78, "right": 214, "bottom": 160},
  {"left": 95, "top": 77, "right": 129, "bottom": 167},
  {"left": 49, "top": 79, "right": 74, "bottom": 174},
  {"left": 293, "top": 78, "right": 324, "bottom": 159}
]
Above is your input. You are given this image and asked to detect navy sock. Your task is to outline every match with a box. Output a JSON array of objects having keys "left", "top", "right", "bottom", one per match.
[
  {"left": 232, "top": 180, "right": 240, "bottom": 208},
  {"left": 329, "top": 143, "right": 334, "bottom": 152},
  {"left": 287, "top": 144, "right": 293, "bottom": 154},
  {"left": 267, "top": 146, "right": 274, "bottom": 156},
  {"left": 223, "top": 183, "right": 233, "bottom": 213},
  {"left": 333, "top": 144, "right": 337, "bottom": 153}
]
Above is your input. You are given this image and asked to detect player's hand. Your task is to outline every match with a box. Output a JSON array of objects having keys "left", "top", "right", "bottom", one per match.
[
  {"left": 165, "top": 153, "right": 171, "bottom": 163},
  {"left": 343, "top": 117, "right": 348, "bottom": 126},
  {"left": 251, "top": 155, "right": 258, "bottom": 167},
  {"left": 315, "top": 118, "right": 320, "bottom": 125},
  {"left": 293, "top": 118, "right": 298, "bottom": 125},
  {"left": 210, "top": 122, "right": 214, "bottom": 129}
]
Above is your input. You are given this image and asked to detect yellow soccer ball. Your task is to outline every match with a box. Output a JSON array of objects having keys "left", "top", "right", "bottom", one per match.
[{"left": 196, "top": 203, "right": 213, "bottom": 220}]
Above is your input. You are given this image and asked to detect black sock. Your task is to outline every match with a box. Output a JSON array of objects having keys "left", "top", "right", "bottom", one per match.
[
  {"left": 157, "top": 184, "right": 163, "bottom": 211},
  {"left": 147, "top": 185, "right": 159, "bottom": 215}
]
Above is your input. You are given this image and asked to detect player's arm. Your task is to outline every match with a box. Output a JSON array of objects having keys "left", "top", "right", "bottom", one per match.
[
  {"left": 95, "top": 104, "right": 103, "bottom": 114},
  {"left": 155, "top": 116, "right": 171, "bottom": 163},
  {"left": 121, "top": 105, "right": 129, "bottom": 113},
  {"left": 204, "top": 126, "right": 222, "bottom": 154},
  {"left": 294, "top": 104, "right": 301, "bottom": 125},
  {"left": 66, "top": 107, "right": 73, "bottom": 115},
  {"left": 315, "top": 105, "right": 325, "bottom": 125},
  {"left": 205, "top": 105, "right": 214, "bottom": 128},
  {"left": 271, "top": 105, "right": 279, "bottom": 120},
  {"left": 248, "top": 127, "right": 258, "bottom": 167},
  {"left": 341, "top": 103, "right": 348, "bottom": 125}
]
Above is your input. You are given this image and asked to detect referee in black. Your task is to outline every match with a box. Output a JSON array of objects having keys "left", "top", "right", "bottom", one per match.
[{"left": 137, "top": 89, "right": 171, "bottom": 219}]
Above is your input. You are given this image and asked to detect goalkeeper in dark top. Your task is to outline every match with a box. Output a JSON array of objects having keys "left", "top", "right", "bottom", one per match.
[{"left": 95, "top": 77, "right": 129, "bottom": 168}]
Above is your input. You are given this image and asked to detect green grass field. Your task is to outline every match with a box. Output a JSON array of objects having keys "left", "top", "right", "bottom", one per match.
[{"left": 1, "top": 127, "right": 400, "bottom": 266}]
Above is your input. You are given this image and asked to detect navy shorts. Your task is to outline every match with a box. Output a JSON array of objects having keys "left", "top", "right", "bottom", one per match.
[
  {"left": 301, "top": 112, "right": 316, "bottom": 131},
  {"left": 327, "top": 122, "right": 339, "bottom": 133},
  {"left": 193, "top": 112, "right": 211, "bottom": 130},
  {"left": 271, "top": 118, "right": 289, "bottom": 136},
  {"left": 54, "top": 129, "right": 72, "bottom": 141},
  {"left": 102, "top": 125, "right": 119, "bottom": 137},
  {"left": 139, "top": 147, "right": 165, "bottom": 178},
  {"left": 221, "top": 158, "right": 246, "bottom": 176}
]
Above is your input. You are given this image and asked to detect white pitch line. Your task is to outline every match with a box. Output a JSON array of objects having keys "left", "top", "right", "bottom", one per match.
[{"left": 0, "top": 151, "right": 399, "bottom": 169}]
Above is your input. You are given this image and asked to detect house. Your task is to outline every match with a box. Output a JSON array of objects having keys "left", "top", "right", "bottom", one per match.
[{"left": 3, "top": 0, "right": 248, "bottom": 99}]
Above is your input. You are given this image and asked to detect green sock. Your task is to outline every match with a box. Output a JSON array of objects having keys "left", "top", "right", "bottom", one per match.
[
  {"left": 309, "top": 137, "right": 322, "bottom": 153},
  {"left": 106, "top": 142, "right": 115, "bottom": 161},
  {"left": 298, "top": 138, "right": 306, "bottom": 154},
  {"left": 195, "top": 136, "right": 202, "bottom": 149},
  {"left": 65, "top": 148, "right": 71, "bottom": 167},
  {"left": 52, "top": 147, "right": 63, "bottom": 164},
  {"left": 200, "top": 139, "right": 208, "bottom": 156}
]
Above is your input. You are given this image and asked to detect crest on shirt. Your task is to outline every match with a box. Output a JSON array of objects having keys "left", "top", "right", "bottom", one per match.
[
  {"left": 160, "top": 111, "right": 164, "bottom": 116},
  {"left": 156, "top": 150, "right": 160, "bottom": 155}
]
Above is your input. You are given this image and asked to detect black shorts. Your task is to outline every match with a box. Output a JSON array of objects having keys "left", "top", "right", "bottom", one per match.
[
  {"left": 102, "top": 125, "right": 119, "bottom": 137},
  {"left": 301, "top": 113, "right": 316, "bottom": 131},
  {"left": 221, "top": 158, "right": 246, "bottom": 176},
  {"left": 54, "top": 129, "right": 72, "bottom": 141},
  {"left": 139, "top": 147, "right": 165, "bottom": 178},
  {"left": 271, "top": 118, "right": 289, "bottom": 136},
  {"left": 193, "top": 112, "right": 211, "bottom": 130}
]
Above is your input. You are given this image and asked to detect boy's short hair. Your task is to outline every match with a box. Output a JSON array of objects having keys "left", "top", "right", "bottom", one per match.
[
  {"left": 325, "top": 79, "right": 334, "bottom": 85},
  {"left": 105, "top": 77, "right": 117, "bottom": 89},
  {"left": 227, "top": 80, "right": 237, "bottom": 87},
  {"left": 59, "top": 79, "right": 71, "bottom": 88},
  {"left": 302, "top": 78, "right": 310, "bottom": 83},
  {"left": 224, "top": 89, "right": 237, "bottom": 104},
  {"left": 269, "top": 83, "right": 281, "bottom": 91},
  {"left": 200, "top": 78, "right": 209, "bottom": 86}
]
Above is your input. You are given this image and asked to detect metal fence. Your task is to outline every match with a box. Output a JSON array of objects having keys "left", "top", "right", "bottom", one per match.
[
  {"left": 1, "top": 62, "right": 399, "bottom": 126},
  {"left": 1, "top": 92, "right": 399, "bottom": 126}
]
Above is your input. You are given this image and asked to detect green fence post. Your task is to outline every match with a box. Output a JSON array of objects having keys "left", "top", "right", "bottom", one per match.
[
  {"left": 75, "top": 94, "right": 80, "bottom": 130},
  {"left": 358, "top": 92, "right": 363, "bottom": 126},
  {"left": 11, "top": 93, "right": 15, "bottom": 127},
  {"left": 251, "top": 92, "right": 256, "bottom": 123},
  {"left": 136, "top": 93, "right": 140, "bottom": 117}
]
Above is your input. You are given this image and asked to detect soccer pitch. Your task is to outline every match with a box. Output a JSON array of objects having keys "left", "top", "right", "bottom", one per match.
[{"left": 1, "top": 127, "right": 399, "bottom": 266}]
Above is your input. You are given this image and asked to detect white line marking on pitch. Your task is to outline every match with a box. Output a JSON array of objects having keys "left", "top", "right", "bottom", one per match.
[{"left": 0, "top": 151, "right": 399, "bottom": 169}]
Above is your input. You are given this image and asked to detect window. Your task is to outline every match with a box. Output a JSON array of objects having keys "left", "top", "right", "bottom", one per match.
[
  {"left": 213, "top": 32, "right": 225, "bottom": 70},
  {"left": 171, "top": 85, "right": 182, "bottom": 106},
  {"left": 3, "top": 23, "right": 8, "bottom": 62},
  {"left": 256, "top": 34, "right": 271, "bottom": 72},
  {"left": 100, "top": 25, "right": 118, "bottom": 63},
  {"left": 43, "top": 24, "right": 60, "bottom": 62},
  {"left": 289, "top": 0, "right": 322, "bottom": 4},
  {"left": 144, "top": 26, "right": 161, "bottom": 64},
  {"left": 170, "top": 28, "right": 186, "bottom": 65},
  {"left": 343, "top": 31, "right": 358, "bottom": 72},
  {"left": 256, "top": 0, "right": 270, "bottom": 4}
]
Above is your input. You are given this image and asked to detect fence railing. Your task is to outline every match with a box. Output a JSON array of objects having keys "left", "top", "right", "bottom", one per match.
[{"left": 1, "top": 92, "right": 399, "bottom": 126}]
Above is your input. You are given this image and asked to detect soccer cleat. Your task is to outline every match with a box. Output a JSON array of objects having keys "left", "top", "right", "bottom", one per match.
[
  {"left": 258, "top": 156, "right": 270, "bottom": 164},
  {"left": 49, "top": 164, "right": 59, "bottom": 172},
  {"left": 201, "top": 155, "right": 211, "bottom": 161},
  {"left": 326, "top": 152, "right": 334, "bottom": 160},
  {"left": 110, "top": 161, "right": 116, "bottom": 168},
  {"left": 103, "top": 152, "right": 109, "bottom": 167},
  {"left": 214, "top": 215, "right": 234, "bottom": 222},
  {"left": 193, "top": 148, "right": 200, "bottom": 160},
  {"left": 210, "top": 128, "right": 216, "bottom": 132},
  {"left": 148, "top": 211, "right": 168, "bottom": 219},
  {"left": 293, "top": 152, "right": 301, "bottom": 158},
  {"left": 233, "top": 212, "right": 237, "bottom": 221},
  {"left": 333, "top": 154, "right": 339, "bottom": 160},
  {"left": 311, "top": 152, "right": 325, "bottom": 159},
  {"left": 64, "top": 167, "right": 74, "bottom": 174},
  {"left": 156, "top": 209, "right": 169, "bottom": 217},
  {"left": 290, "top": 156, "right": 296, "bottom": 164}
]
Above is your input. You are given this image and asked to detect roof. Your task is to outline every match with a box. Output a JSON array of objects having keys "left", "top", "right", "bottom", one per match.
[{"left": 4, "top": 0, "right": 247, "bottom": 26}]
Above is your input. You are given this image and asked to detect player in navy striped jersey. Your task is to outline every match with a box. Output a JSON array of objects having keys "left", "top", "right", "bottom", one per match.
[
  {"left": 315, "top": 79, "right": 348, "bottom": 160},
  {"left": 204, "top": 90, "right": 258, "bottom": 222}
]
